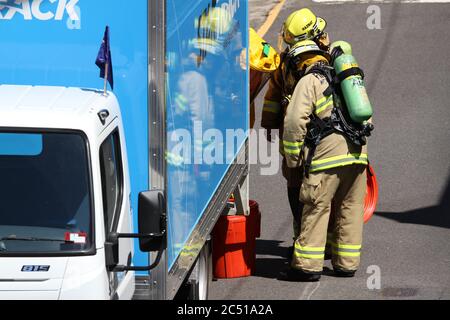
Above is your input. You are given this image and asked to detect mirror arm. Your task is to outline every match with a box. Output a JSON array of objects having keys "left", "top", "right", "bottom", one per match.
[
  {"left": 110, "top": 231, "right": 165, "bottom": 241},
  {"left": 107, "top": 231, "right": 166, "bottom": 272},
  {"left": 112, "top": 248, "right": 164, "bottom": 272}
]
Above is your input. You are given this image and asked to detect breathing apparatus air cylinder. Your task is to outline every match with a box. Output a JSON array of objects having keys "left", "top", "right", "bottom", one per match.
[{"left": 333, "top": 46, "right": 373, "bottom": 123}]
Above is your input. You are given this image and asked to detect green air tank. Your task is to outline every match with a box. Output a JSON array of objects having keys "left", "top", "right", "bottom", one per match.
[
  {"left": 331, "top": 40, "right": 353, "bottom": 55},
  {"left": 333, "top": 53, "right": 373, "bottom": 123}
]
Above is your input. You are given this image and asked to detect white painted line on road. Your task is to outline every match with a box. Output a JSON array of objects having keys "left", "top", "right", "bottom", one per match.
[
  {"left": 298, "top": 283, "right": 314, "bottom": 300},
  {"left": 306, "top": 282, "right": 321, "bottom": 300},
  {"left": 298, "top": 281, "right": 321, "bottom": 300},
  {"left": 313, "top": 0, "right": 450, "bottom": 3}
]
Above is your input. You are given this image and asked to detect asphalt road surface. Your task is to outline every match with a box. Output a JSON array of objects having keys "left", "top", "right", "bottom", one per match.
[{"left": 210, "top": 0, "right": 450, "bottom": 300}]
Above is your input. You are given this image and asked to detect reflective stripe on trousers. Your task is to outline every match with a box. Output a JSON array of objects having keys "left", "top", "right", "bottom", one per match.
[
  {"left": 294, "top": 243, "right": 325, "bottom": 260},
  {"left": 331, "top": 242, "right": 362, "bottom": 257}
]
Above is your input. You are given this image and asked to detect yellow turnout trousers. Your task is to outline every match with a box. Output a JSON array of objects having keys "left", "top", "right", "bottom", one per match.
[{"left": 292, "top": 165, "right": 367, "bottom": 273}]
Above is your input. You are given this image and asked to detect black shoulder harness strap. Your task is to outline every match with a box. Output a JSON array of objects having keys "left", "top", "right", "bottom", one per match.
[{"left": 306, "top": 63, "right": 335, "bottom": 96}]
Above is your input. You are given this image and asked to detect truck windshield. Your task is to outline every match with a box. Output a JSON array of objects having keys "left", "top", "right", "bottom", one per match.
[{"left": 0, "top": 131, "right": 93, "bottom": 255}]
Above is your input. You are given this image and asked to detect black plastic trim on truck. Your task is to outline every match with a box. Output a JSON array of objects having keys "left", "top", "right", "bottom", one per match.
[{"left": 100, "top": 128, "right": 125, "bottom": 235}]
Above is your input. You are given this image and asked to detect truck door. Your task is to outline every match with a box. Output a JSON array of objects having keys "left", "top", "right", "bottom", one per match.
[{"left": 98, "top": 121, "right": 134, "bottom": 300}]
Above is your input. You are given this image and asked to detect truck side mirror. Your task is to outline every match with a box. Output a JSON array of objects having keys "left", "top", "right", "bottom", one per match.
[
  {"left": 104, "top": 190, "right": 166, "bottom": 273},
  {"left": 138, "top": 189, "right": 166, "bottom": 252}
]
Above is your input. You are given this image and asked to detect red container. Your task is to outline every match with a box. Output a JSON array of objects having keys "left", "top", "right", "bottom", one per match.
[{"left": 212, "top": 200, "right": 261, "bottom": 279}]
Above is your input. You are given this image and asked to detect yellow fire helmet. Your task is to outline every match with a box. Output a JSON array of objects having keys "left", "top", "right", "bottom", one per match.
[
  {"left": 249, "top": 28, "right": 280, "bottom": 73},
  {"left": 282, "top": 8, "right": 327, "bottom": 45},
  {"left": 287, "top": 39, "right": 331, "bottom": 68}
]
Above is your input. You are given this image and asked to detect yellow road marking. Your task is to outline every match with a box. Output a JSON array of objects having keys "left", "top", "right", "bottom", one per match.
[{"left": 257, "top": 0, "right": 287, "bottom": 37}]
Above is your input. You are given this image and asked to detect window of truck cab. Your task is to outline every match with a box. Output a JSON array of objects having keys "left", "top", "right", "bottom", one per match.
[
  {"left": 99, "top": 128, "right": 124, "bottom": 236},
  {"left": 0, "top": 130, "right": 95, "bottom": 256}
]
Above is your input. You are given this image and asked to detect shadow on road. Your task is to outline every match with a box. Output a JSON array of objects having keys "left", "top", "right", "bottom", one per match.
[
  {"left": 254, "top": 258, "right": 288, "bottom": 279},
  {"left": 255, "top": 239, "right": 288, "bottom": 257},
  {"left": 254, "top": 239, "right": 289, "bottom": 279},
  {"left": 253, "top": 241, "right": 344, "bottom": 280},
  {"left": 376, "top": 178, "right": 450, "bottom": 229}
]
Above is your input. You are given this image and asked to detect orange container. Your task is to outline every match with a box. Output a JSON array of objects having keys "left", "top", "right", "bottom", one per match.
[{"left": 212, "top": 200, "right": 261, "bottom": 279}]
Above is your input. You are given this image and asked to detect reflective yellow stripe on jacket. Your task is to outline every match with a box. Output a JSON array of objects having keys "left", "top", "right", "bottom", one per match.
[
  {"left": 310, "top": 153, "right": 368, "bottom": 173},
  {"left": 283, "top": 140, "right": 303, "bottom": 156},
  {"left": 263, "top": 100, "right": 282, "bottom": 114},
  {"left": 314, "top": 95, "right": 333, "bottom": 115}
]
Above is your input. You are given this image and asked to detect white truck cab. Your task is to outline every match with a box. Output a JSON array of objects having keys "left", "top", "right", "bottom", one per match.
[{"left": 0, "top": 85, "right": 137, "bottom": 300}]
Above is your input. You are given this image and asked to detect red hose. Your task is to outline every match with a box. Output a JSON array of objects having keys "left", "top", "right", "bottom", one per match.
[{"left": 364, "top": 165, "right": 379, "bottom": 223}]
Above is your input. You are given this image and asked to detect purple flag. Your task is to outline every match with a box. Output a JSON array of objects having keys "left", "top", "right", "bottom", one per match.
[{"left": 95, "top": 26, "right": 114, "bottom": 90}]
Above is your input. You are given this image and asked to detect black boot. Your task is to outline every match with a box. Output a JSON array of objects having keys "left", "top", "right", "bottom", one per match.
[
  {"left": 333, "top": 268, "right": 356, "bottom": 277},
  {"left": 278, "top": 268, "right": 321, "bottom": 282}
]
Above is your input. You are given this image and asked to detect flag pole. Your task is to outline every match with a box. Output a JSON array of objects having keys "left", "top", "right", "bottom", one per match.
[{"left": 103, "top": 62, "right": 109, "bottom": 96}]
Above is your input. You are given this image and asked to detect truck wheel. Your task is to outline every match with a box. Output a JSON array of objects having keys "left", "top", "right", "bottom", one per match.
[
  {"left": 199, "top": 239, "right": 213, "bottom": 300},
  {"left": 190, "top": 239, "right": 212, "bottom": 300}
]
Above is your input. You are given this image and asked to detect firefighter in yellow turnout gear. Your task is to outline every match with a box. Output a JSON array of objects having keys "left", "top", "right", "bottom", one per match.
[
  {"left": 279, "top": 40, "right": 369, "bottom": 281},
  {"left": 261, "top": 8, "right": 331, "bottom": 243}
]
